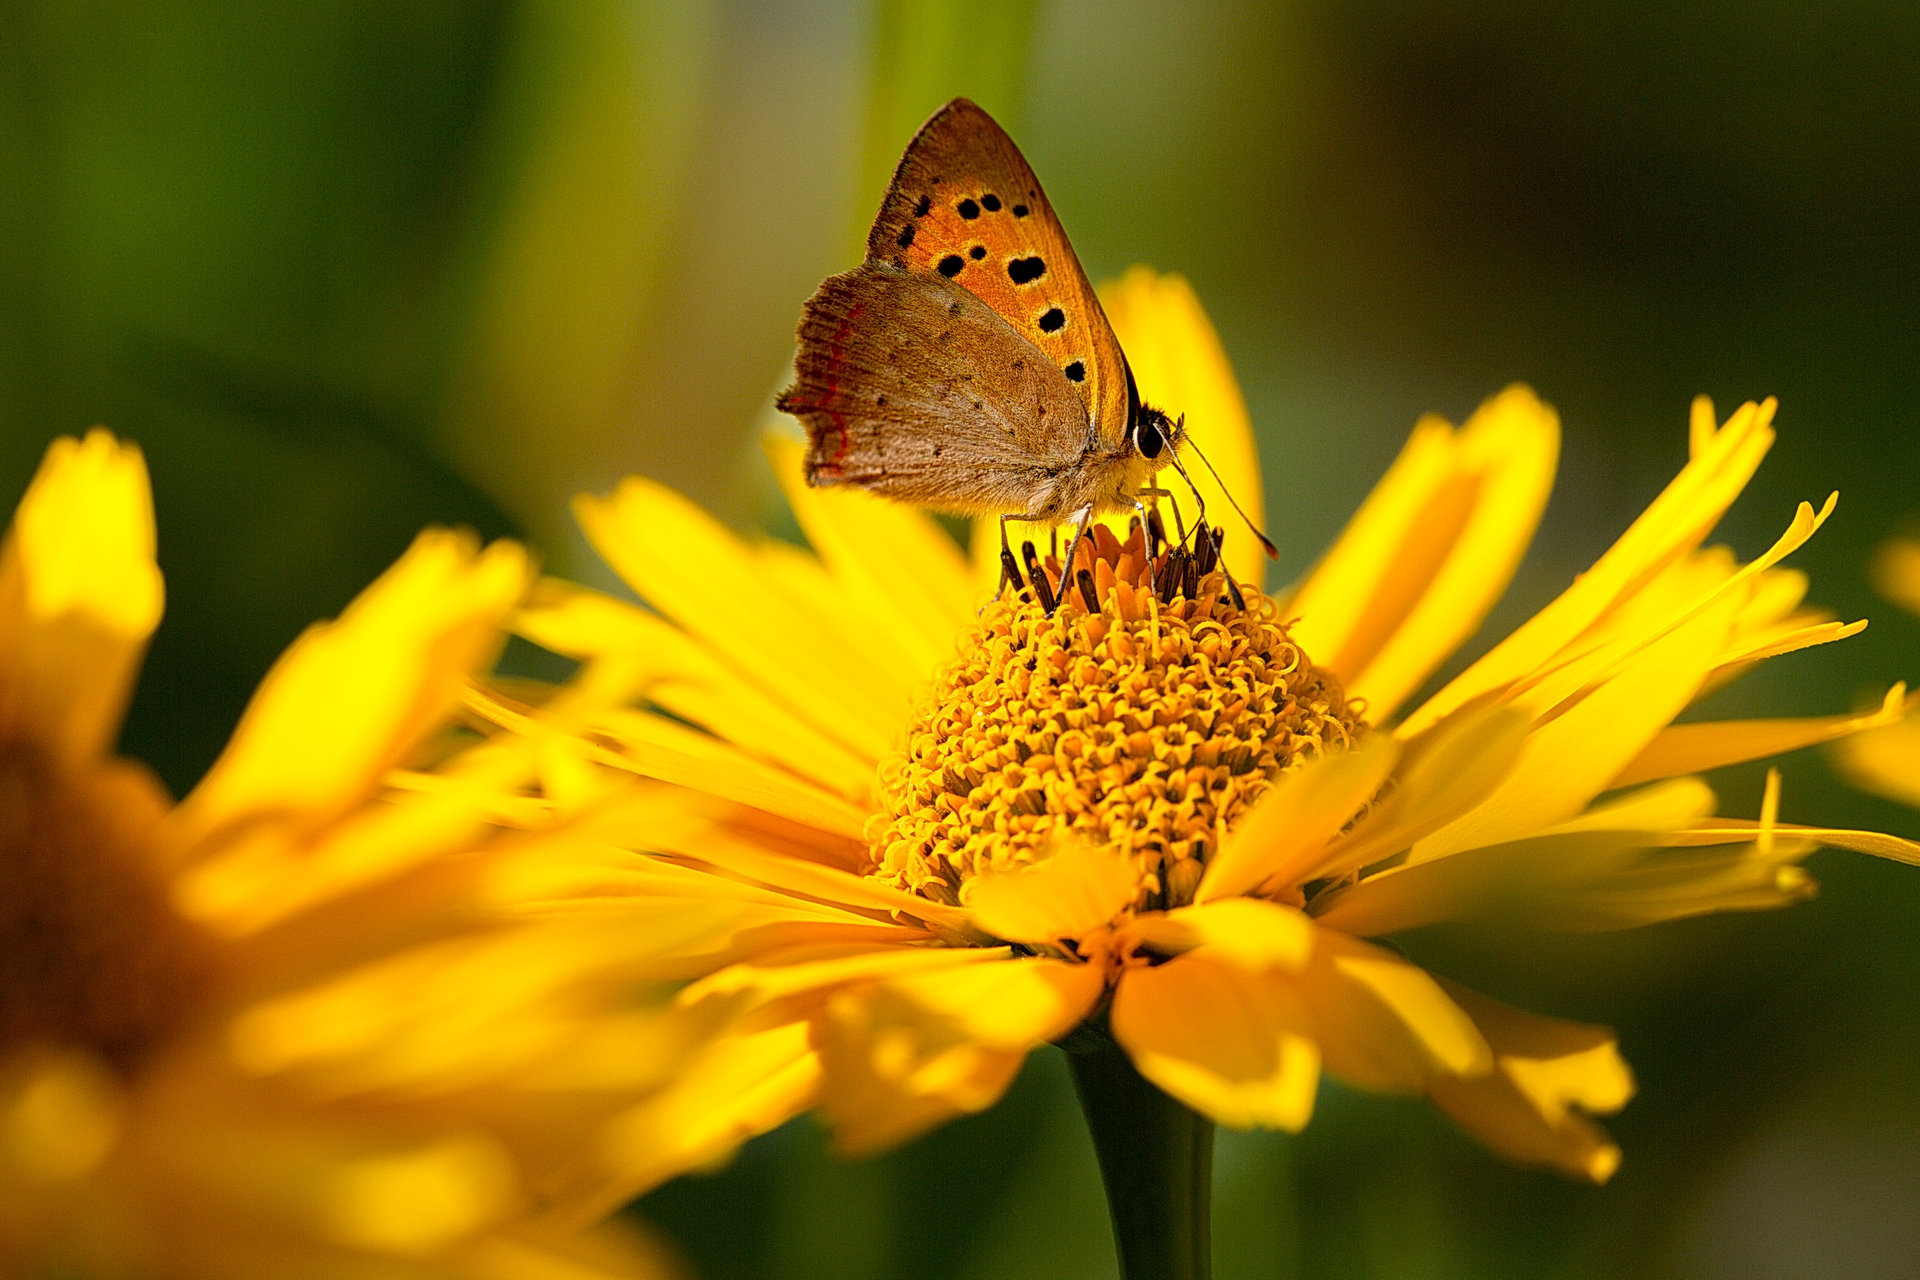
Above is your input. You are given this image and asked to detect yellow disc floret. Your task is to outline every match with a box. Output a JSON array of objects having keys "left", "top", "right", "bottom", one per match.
[{"left": 867, "top": 524, "right": 1363, "bottom": 912}]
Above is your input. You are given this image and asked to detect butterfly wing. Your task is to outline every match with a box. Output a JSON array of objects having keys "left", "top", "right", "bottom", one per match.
[
  {"left": 778, "top": 262, "right": 1094, "bottom": 516},
  {"left": 865, "top": 98, "right": 1134, "bottom": 451}
]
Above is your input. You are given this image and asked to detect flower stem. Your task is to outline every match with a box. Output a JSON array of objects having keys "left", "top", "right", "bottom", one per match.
[{"left": 1065, "top": 1033, "right": 1214, "bottom": 1280}]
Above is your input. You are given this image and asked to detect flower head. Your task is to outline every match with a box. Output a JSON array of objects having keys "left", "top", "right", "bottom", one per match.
[
  {"left": 489, "top": 270, "right": 1919, "bottom": 1209},
  {"left": 0, "top": 432, "right": 675, "bottom": 1279}
]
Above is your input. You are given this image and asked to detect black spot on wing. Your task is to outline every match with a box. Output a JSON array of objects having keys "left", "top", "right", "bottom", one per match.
[
  {"left": 897, "top": 224, "right": 915, "bottom": 248},
  {"left": 1038, "top": 307, "right": 1066, "bottom": 333},
  {"left": 1064, "top": 361, "right": 1086, "bottom": 382},
  {"left": 957, "top": 198, "right": 980, "bottom": 219},
  {"left": 969, "top": 245, "right": 986, "bottom": 260},
  {"left": 938, "top": 255, "right": 965, "bottom": 277},
  {"left": 982, "top": 193, "right": 1001, "bottom": 211},
  {"left": 914, "top": 194, "right": 932, "bottom": 217},
  {"left": 1012, "top": 203, "right": 1029, "bottom": 217},
  {"left": 1008, "top": 256, "right": 1046, "bottom": 285}
]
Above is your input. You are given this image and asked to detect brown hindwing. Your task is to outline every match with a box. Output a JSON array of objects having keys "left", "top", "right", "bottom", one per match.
[
  {"left": 865, "top": 98, "right": 1133, "bottom": 450},
  {"left": 777, "top": 262, "right": 1094, "bottom": 516}
]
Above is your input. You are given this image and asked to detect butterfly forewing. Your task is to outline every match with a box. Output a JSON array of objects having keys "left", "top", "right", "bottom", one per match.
[{"left": 865, "top": 99, "right": 1132, "bottom": 450}]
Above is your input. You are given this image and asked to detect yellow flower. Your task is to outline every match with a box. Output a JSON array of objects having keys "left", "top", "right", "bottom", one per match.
[
  {"left": 1832, "top": 536, "right": 1920, "bottom": 808},
  {"left": 484, "top": 269, "right": 1918, "bottom": 1211},
  {"left": 0, "top": 432, "right": 677, "bottom": 1279}
]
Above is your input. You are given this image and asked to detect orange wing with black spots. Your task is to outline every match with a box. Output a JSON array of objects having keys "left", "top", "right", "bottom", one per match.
[{"left": 865, "top": 98, "right": 1133, "bottom": 450}]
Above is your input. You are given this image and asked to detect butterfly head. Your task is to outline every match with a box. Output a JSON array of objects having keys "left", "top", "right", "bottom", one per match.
[
  {"left": 1130, "top": 405, "right": 1182, "bottom": 464},
  {"left": 1114, "top": 404, "right": 1185, "bottom": 497}
]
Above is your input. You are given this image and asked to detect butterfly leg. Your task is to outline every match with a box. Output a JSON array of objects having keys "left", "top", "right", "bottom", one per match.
[
  {"left": 998, "top": 510, "right": 1060, "bottom": 609},
  {"left": 1137, "top": 485, "right": 1190, "bottom": 549},
  {"left": 1052, "top": 503, "right": 1098, "bottom": 616},
  {"left": 1127, "top": 495, "right": 1160, "bottom": 593},
  {"left": 996, "top": 512, "right": 1027, "bottom": 597}
]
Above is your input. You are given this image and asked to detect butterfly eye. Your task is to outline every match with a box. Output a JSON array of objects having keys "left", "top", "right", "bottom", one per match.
[{"left": 1134, "top": 415, "right": 1165, "bottom": 460}]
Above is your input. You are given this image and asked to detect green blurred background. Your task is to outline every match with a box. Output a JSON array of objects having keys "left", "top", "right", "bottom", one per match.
[{"left": 4, "top": 2, "right": 1919, "bottom": 1276}]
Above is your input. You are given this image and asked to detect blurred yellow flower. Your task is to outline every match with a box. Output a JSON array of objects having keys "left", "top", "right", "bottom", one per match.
[
  {"left": 1832, "top": 536, "right": 1920, "bottom": 809},
  {"left": 481, "top": 269, "right": 1919, "bottom": 1215},
  {"left": 0, "top": 432, "right": 677, "bottom": 1279}
]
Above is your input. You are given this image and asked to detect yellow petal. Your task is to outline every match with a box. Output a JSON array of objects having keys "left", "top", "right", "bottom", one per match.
[
  {"left": 1871, "top": 536, "right": 1920, "bottom": 617},
  {"left": 1319, "top": 771, "right": 1820, "bottom": 936},
  {"left": 1830, "top": 702, "right": 1920, "bottom": 812},
  {"left": 1310, "top": 701, "right": 1530, "bottom": 883},
  {"left": 1100, "top": 267, "right": 1268, "bottom": 586},
  {"left": 1196, "top": 735, "right": 1400, "bottom": 901},
  {"left": 460, "top": 1219, "right": 685, "bottom": 1280},
  {"left": 475, "top": 689, "right": 872, "bottom": 842},
  {"left": 766, "top": 434, "right": 979, "bottom": 674},
  {"left": 964, "top": 839, "right": 1141, "bottom": 944},
  {"left": 1295, "top": 932, "right": 1491, "bottom": 1091},
  {"left": 1426, "top": 980, "right": 1633, "bottom": 1183},
  {"left": 681, "top": 943, "right": 1008, "bottom": 1013},
  {"left": 589, "top": 1021, "right": 820, "bottom": 1211},
  {"left": 866, "top": 955, "right": 1105, "bottom": 1050},
  {"left": 1507, "top": 493, "right": 1838, "bottom": 727},
  {"left": 1318, "top": 828, "right": 1748, "bottom": 936},
  {"left": 749, "top": 536, "right": 934, "bottom": 724},
  {"left": 1109, "top": 953, "right": 1321, "bottom": 1130},
  {"left": 516, "top": 580, "right": 877, "bottom": 799},
  {"left": 177, "top": 530, "right": 529, "bottom": 839},
  {"left": 1282, "top": 391, "right": 1555, "bottom": 688},
  {"left": 589, "top": 807, "right": 965, "bottom": 934},
  {"left": 0, "top": 430, "right": 163, "bottom": 763},
  {"left": 1287, "top": 387, "right": 1559, "bottom": 721},
  {"left": 811, "top": 957, "right": 1103, "bottom": 1155},
  {"left": 815, "top": 988, "right": 1028, "bottom": 1156},
  {"left": 0, "top": 1047, "right": 124, "bottom": 1182},
  {"left": 1409, "top": 579, "right": 1746, "bottom": 862},
  {"left": 1119, "top": 897, "right": 1315, "bottom": 971},
  {"left": 1543, "top": 776, "right": 1720, "bottom": 835},
  {"left": 1405, "top": 398, "right": 1779, "bottom": 736},
  {"left": 1686, "top": 819, "right": 1920, "bottom": 868},
  {"left": 1613, "top": 683, "right": 1909, "bottom": 789},
  {"left": 572, "top": 476, "right": 908, "bottom": 761},
  {"left": 318, "top": 1134, "right": 515, "bottom": 1254},
  {"left": 228, "top": 924, "right": 703, "bottom": 1089},
  {"left": 1709, "top": 615, "right": 1865, "bottom": 677},
  {"left": 1687, "top": 392, "right": 1718, "bottom": 457}
]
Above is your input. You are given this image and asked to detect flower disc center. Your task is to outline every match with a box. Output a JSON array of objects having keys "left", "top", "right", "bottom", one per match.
[
  {"left": 867, "top": 526, "right": 1364, "bottom": 911},
  {"left": 0, "top": 743, "right": 214, "bottom": 1073}
]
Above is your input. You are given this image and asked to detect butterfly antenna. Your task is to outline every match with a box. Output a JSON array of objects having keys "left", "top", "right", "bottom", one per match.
[{"left": 1168, "top": 427, "right": 1279, "bottom": 560}]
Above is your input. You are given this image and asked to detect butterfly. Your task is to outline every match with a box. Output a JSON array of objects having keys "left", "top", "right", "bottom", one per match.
[{"left": 776, "top": 98, "right": 1263, "bottom": 600}]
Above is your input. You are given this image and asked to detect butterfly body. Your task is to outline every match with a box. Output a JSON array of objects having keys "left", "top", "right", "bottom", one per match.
[{"left": 778, "top": 98, "right": 1180, "bottom": 527}]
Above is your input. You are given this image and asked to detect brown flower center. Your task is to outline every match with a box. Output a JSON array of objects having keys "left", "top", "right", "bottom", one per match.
[
  {"left": 0, "top": 742, "right": 214, "bottom": 1074},
  {"left": 867, "top": 522, "right": 1364, "bottom": 911}
]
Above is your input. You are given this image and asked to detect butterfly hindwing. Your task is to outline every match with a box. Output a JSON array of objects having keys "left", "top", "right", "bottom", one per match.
[
  {"left": 865, "top": 99, "right": 1132, "bottom": 451},
  {"left": 779, "top": 262, "right": 1093, "bottom": 516}
]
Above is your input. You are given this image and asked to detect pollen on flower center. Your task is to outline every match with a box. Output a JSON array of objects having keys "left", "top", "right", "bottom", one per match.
[
  {"left": 0, "top": 742, "right": 215, "bottom": 1074},
  {"left": 866, "top": 521, "right": 1364, "bottom": 912}
]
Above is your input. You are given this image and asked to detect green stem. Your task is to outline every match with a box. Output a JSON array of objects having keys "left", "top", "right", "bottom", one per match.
[{"left": 1065, "top": 1032, "right": 1214, "bottom": 1280}]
